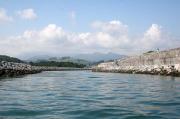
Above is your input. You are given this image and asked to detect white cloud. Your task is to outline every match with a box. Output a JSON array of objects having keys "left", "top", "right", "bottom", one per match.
[
  {"left": 0, "top": 8, "right": 13, "bottom": 23},
  {"left": 39, "top": 24, "right": 66, "bottom": 41},
  {"left": 0, "top": 24, "right": 66, "bottom": 56},
  {"left": 136, "top": 24, "right": 177, "bottom": 50},
  {"left": 144, "top": 24, "right": 162, "bottom": 39},
  {"left": 140, "top": 24, "right": 162, "bottom": 49},
  {"left": 92, "top": 20, "right": 128, "bottom": 34},
  {"left": 69, "top": 11, "right": 76, "bottom": 25},
  {"left": 81, "top": 21, "right": 130, "bottom": 48},
  {"left": 70, "top": 11, "right": 76, "bottom": 20},
  {"left": 0, "top": 21, "right": 179, "bottom": 57},
  {"left": 17, "top": 8, "right": 37, "bottom": 20}
]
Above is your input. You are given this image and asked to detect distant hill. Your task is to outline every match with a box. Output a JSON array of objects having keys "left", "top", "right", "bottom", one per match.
[
  {"left": 26, "top": 55, "right": 51, "bottom": 62},
  {"left": 73, "top": 52, "right": 126, "bottom": 62},
  {"left": 30, "top": 61, "right": 86, "bottom": 68},
  {"left": 26, "top": 52, "right": 126, "bottom": 66},
  {"left": 48, "top": 56, "right": 91, "bottom": 65},
  {"left": 27, "top": 56, "right": 92, "bottom": 66},
  {"left": 0, "top": 55, "right": 24, "bottom": 63}
]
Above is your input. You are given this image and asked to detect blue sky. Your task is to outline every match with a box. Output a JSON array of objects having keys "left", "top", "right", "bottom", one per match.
[{"left": 0, "top": 0, "right": 180, "bottom": 57}]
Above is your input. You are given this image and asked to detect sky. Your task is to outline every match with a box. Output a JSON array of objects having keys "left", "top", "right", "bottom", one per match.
[{"left": 0, "top": 0, "right": 180, "bottom": 58}]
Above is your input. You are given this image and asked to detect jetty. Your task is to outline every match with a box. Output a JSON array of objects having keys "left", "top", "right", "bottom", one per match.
[
  {"left": 93, "top": 48, "right": 180, "bottom": 76},
  {"left": 0, "top": 61, "right": 91, "bottom": 77}
]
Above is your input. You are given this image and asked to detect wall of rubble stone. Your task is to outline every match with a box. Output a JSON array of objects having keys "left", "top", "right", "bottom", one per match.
[
  {"left": 0, "top": 61, "right": 41, "bottom": 77},
  {"left": 93, "top": 48, "right": 180, "bottom": 76},
  {"left": 0, "top": 61, "right": 91, "bottom": 77}
]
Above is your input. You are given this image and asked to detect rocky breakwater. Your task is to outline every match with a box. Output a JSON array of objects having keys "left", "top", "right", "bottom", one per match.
[
  {"left": 0, "top": 61, "right": 42, "bottom": 77},
  {"left": 31, "top": 66, "right": 91, "bottom": 71},
  {"left": 0, "top": 61, "right": 91, "bottom": 77},
  {"left": 93, "top": 48, "right": 180, "bottom": 76}
]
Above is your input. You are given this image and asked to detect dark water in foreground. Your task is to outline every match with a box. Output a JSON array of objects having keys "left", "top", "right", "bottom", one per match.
[{"left": 0, "top": 71, "right": 180, "bottom": 119}]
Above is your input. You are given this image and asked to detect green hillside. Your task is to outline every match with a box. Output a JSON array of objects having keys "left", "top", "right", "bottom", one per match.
[
  {"left": 29, "top": 61, "right": 86, "bottom": 68},
  {"left": 48, "top": 56, "right": 91, "bottom": 65},
  {"left": 0, "top": 55, "right": 24, "bottom": 63}
]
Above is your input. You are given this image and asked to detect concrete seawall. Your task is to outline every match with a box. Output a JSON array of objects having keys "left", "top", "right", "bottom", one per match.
[
  {"left": 0, "top": 61, "right": 91, "bottom": 77},
  {"left": 93, "top": 48, "right": 180, "bottom": 76}
]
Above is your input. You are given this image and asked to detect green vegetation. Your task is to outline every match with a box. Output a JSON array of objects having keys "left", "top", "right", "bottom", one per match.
[
  {"left": 29, "top": 61, "right": 86, "bottom": 68},
  {"left": 143, "top": 50, "right": 155, "bottom": 55},
  {"left": 0, "top": 55, "right": 24, "bottom": 63},
  {"left": 48, "top": 56, "right": 91, "bottom": 66}
]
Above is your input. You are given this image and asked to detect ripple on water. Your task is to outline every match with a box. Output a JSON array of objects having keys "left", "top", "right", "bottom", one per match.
[
  {"left": 62, "top": 108, "right": 135, "bottom": 119},
  {"left": 0, "top": 109, "right": 50, "bottom": 116},
  {"left": 0, "top": 71, "right": 180, "bottom": 119}
]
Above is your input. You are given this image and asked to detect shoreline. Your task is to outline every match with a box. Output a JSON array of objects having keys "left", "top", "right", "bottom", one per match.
[{"left": 92, "top": 68, "right": 180, "bottom": 77}]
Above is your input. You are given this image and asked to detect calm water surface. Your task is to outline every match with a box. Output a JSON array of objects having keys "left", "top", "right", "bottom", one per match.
[{"left": 0, "top": 71, "right": 180, "bottom": 119}]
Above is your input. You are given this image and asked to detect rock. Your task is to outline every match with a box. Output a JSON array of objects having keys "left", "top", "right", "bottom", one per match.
[
  {"left": 0, "top": 61, "right": 91, "bottom": 77},
  {"left": 0, "top": 61, "right": 42, "bottom": 77}
]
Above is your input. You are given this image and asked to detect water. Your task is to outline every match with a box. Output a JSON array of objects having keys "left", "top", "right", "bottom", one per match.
[{"left": 0, "top": 71, "right": 180, "bottom": 119}]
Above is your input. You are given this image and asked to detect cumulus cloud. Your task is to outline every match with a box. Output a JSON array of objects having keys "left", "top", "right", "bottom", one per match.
[
  {"left": 89, "top": 21, "right": 130, "bottom": 48},
  {"left": 39, "top": 24, "right": 67, "bottom": 41},
  {"left": 141, "top": 24, "right": 162, "bottom": 48},
  {"left": 17, "top": 8, "right": 37, "bottom": 20},
  {"left": 136, "top": 24, "right": 177, "bottom": 50},
  {"left": 0, "top": 21, "right": 179, "bottom": 57},
  {"left": 92, "top": 20, "right": 128, "bottom": 34},
  {"left": 0, "top": 8, "right": 13, "bottom": 23},
  {"left": 0, "top": 24, "right": 70, "bottom": 56}
]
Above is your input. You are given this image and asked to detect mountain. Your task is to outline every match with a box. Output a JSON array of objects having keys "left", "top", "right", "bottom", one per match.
[
  {"left": 30, "top": 61, "right": 86, "bottom": 68},
  {"left": 48, "top": 56, "right": 91, "bottom": 65},
  {"left": 73, "top": 52, "right": 126, "bottom": 62},
  {"left": 0, "top": 55, "right": 24, "bottom": 63},
  {"left": 26, "top": 52, "right": 126, "bottom": 66},
  {"left": 27, "top": 56, "right": 92, "bottom": 66},
  {"left": 26, "top": 55, "right": 51, "bottom": 62}
]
